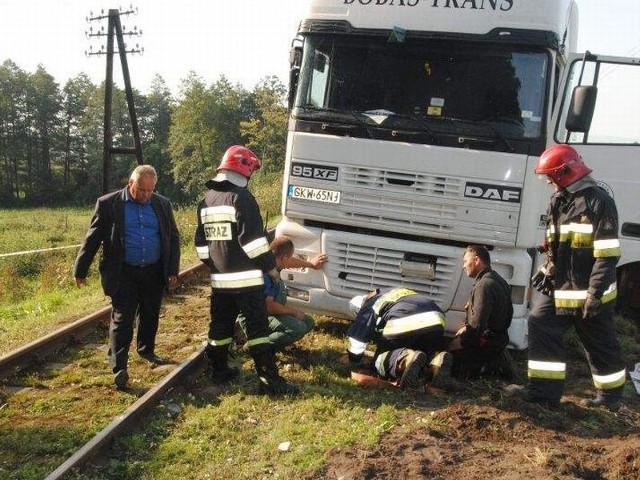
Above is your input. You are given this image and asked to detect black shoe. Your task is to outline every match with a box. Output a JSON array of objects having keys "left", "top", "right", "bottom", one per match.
[
  {"left": 398, "top": 351, "right": 428, "bottom": 390},
  {"left": 210, "top": 366, "right": 240, "bottom": 385},
  {"left": 258, "top": 375, "right": 300, "bottom": 396},
  {"left": 140, "top": 353, "right": 169, "bottom": 365},
  {"left": 114, "top": 369, "right": 129, "bottom": 390},
  {"left": 580, "top": 393, "right": 622, "bottom": 411}
]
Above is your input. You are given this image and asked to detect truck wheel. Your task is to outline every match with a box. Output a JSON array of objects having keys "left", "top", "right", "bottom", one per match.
[{"left": 616, "top": 264, "right": 640, "bottom": 320}]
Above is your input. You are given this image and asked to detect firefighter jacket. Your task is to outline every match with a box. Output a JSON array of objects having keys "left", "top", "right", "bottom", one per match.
[
  {"left": 462, "top": 267, "right": 512, "bottom": 349},
  {"left": 545, "top": 184, "right": 621, "bottom": 310},
  {"left": 195, "top": 178, "right": 276, "bottom": 292},
  {"left": 347, "top": 288, "right": 445, "bottom": 362}
]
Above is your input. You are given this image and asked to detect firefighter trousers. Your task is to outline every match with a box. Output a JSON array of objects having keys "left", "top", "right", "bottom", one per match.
[
  {"left": 209, "top": 289, "right": 271, "bottom": 347},
  {"left": 527, "top": 295, "right": 626, "bottom": 402}
]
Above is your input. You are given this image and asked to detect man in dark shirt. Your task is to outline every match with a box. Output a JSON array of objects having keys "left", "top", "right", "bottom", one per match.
[
  {"left": 449, "top": 244, "right": 513, "bottom": 380},
  {"left": 74, "top": 165, "right": 180, "bottom": 389}
]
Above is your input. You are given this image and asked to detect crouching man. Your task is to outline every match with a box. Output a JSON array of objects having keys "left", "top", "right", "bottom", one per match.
[
  {"left": 348, "top": 287, "right": 446, "bottom": 390},
  {"left": 449, "top": 245, "right": 513, "bottom": 380}
]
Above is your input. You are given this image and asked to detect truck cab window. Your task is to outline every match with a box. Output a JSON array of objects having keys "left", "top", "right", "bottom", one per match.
[
  {"left": 557, "top": 59, "right": 640, "bottom": 145},
  {"left": 295, "top": 35, "right": 549, "bottom": 141}
]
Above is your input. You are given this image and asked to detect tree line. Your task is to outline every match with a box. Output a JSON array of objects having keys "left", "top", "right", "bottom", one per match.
[{"left": 0, "top": 59, "right": 288, "bottom": 206}]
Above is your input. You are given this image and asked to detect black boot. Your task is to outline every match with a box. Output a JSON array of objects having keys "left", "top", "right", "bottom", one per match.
[
  {"left": 251, "top": 347, "right": 299, "bottom": 396},
  {"left": 580, "top": 387, "right": 623, "bottom": 411},
  {"left": 397, "top": 349, "right": 428, "bottom": 390},
  {"left": 205, "top": 344, "right": 239, "bottom": 384}
]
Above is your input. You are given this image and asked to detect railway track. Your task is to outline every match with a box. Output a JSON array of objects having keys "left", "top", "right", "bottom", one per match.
[{"left": 0, "top": 263, "right": 213, "bottom": 479}]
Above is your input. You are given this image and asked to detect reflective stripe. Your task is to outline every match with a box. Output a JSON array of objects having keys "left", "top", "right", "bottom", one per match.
[
  {"left": 196, "top": 245, "right": 210, "bottom": 260},
  {"left": 211, "top": 270, "right": 264, "bottom": 289},
  {"left": 209, "top": 337, "right": 233, "bottom": 347},
  {"left": 382, "top": 311, "right": 445, "bottom": 337},
  {"left": 373, "top": 288, "right": 416, "bottom": 315},
  {"left": 375, "top": 351, "right": 389, "bottom": 378},
  {"left": 601, "top": 282, "right": 618, "bottom": 304},
  {"left": 200, "top": 206, "right": 236, "bottom": 224},
  {"left": 554, "top": 282, "right": 617, "bottom": 308},
  {"left": 348, "top": 337, "right": 367, "bottom": 355},
  {"left": 242, "top": 237, "right": 270, "bottom": 259},
  {"left": 247, "top": 336, "right": 271, "bottom": 347},
  {"left": 593, "top": 238, "right": 622, "bottom": 258},
  {"left": 560, "top": 223, "right": 593, "bottom": 234},
  {"left": 528, "top": 360, "right": 566, "bottom": 380},
  {"left": 558, "top": 223, "right": 593, "bottom": 247},
  {"left": 592, "top": 369, "right": 626, "bottom": 390}
]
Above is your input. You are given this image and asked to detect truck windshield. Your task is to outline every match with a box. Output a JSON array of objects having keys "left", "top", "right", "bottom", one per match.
[{"left": 294, "top": 35, "right": 549, "bottom": 140}]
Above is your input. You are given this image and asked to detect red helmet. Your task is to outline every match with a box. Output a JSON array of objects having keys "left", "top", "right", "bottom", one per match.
[
  {"left": 217, "top": 145, "right": 261, "bottom": 179},
  {"left": 535, "top": 144, "right": 592, "bottom": 188}
]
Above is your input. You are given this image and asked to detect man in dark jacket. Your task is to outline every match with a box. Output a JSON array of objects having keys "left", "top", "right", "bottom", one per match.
[
  {"left": 74, "top": 165, "right": 180, "bottom": 389},
  {"left": 449, "top": 244, "right": 513, "bottom": 380},
  {"left": 525, "top": 144, "right": 625, "bottom": 410},
  {"left": 195, "top": 145, "right": 298, "bottom": 396}
]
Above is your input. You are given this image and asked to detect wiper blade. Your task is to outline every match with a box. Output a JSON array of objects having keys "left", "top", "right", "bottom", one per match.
[
  {"left": 296, "top": 105, "right": 374, "bottom": 138},
  {"left": 381, "top": 113, "right": 438, "bottom": 144},
  {"left": 437, "top": 116, "right": 515, "bottom": 152},
  {"left": 478, "top": 119, "right": 516, "bottom": 153}
]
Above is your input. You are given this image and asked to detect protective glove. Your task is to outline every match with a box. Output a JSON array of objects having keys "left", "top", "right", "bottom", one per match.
[
  {"left": 582, "top": 293, "right": 602, "bottom": 320},
  {"left": 531, "top": 263, "right": 555, "bottom": 297}
]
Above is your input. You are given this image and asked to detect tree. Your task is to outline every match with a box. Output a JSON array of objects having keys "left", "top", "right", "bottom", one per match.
[
  {"left": 61, "top": 74, "right": 96, "bottom": 199},
  {"left": 28, "top": 66, "right": 63, "bottom": 204},
  {"left": 169, "top": 73, "right": 252, "bottom": 199},
  {"left": 0, "top": 60, "right": 30, "bottom": 205},
  {"left": 240, "top": 75, "right": 288, "bottom": 173},
  {"left": 137, "top": 74, "right": 184, "bottom": 200}
]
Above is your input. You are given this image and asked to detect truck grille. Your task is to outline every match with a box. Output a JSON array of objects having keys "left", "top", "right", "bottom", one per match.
[{"left": 323, "top": 230, "right": 461, "bottom": 309}]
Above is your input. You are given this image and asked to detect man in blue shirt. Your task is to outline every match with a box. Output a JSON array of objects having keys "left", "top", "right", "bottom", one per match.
[
  {"left": 74, "top": 165, "right": 180, "bottom": 389},
  {"left": 236, "top": 236, "right": 320, "bottom": 351}
]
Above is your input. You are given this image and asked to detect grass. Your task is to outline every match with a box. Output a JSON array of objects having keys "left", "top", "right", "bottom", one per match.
[
  {"left": 0, "top": 171, "right": 283, "bottom": 354},
  {"left": 2, "top": 175, "right": 639, "bottom": 479},
  {"left": 66, "top": 315, "right": 425, "bottom": 480}
]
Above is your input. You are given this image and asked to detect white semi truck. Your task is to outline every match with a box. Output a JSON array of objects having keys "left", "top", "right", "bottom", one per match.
[{"left": 275, "top": 0, "right": 640, "bottom": 348}]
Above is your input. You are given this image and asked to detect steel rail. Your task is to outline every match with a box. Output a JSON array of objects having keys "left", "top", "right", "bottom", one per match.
[
  {"left": 44, "top": 346, "right": 207, "bottom": 480},
  {"left": 0, "top": 262, "right": 208, "bottom": 380}
]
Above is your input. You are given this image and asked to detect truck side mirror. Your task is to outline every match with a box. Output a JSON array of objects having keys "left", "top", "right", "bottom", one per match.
[
  {"left": 565, "top": 85, "right": 597, "bottom": 133},
  {"left": 287, "top": 44, "right": 303, "bottom": 111}
]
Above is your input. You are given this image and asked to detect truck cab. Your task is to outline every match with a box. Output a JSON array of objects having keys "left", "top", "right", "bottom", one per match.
[{"left": 275, "top": 0, "right": 607, "bottom": 349}]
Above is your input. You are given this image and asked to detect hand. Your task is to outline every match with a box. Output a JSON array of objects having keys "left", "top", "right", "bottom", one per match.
[
  {"left": 582, "top": 293, "right": 602, "bottom": 320},
  {"left": 167, "top": 276, "right": 178, "bottom": 290},
  {"left": 292, "top": 308, "right": 306, "bottom": 320},
  {"left": 310, "top": 253, "right": 328, "bottom": 269},
  {"left": 75, "top": 277, "right": 87, "bottom": 287}
]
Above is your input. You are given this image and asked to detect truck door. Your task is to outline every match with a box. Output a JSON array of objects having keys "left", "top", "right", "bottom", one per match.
[{"left": 551, "top": 52, "right": 640, "bottom": 316}]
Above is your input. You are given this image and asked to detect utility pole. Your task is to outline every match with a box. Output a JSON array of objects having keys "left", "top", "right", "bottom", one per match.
[{"left": 86, "top": 7, "right": 144, "bottom": 194}]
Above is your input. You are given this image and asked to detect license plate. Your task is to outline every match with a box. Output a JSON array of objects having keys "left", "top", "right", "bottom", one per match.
[{"left": 288, "top": 185, "right": 341, "bottom": 204}]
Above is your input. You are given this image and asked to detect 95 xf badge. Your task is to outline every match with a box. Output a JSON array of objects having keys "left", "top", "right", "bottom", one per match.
[{"left": 291, "top": 163, "right": 339, "bottom": 181}]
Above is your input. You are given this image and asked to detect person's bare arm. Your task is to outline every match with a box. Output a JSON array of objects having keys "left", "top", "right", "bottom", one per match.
[
  {"left": 265, "top": 296, "right": 306, "bottom": 320},
  {"left": 282, "top": 253, "right": 328, "bottom": 270}
]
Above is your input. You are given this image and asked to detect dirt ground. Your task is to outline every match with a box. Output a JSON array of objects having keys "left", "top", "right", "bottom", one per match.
[{"left": 313, "top": 344, "right": 640, "bottom": 480}]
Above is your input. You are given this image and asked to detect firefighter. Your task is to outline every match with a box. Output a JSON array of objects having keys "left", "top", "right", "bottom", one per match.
[
  {"left": 348, "top": 287, "right": 446, "bottom": 389},
  {"left": 525, "top": 144, "right": 625, "bottom": 409},
  {"left": 195, "top": 145, "right": 298, "bottom": 396}
]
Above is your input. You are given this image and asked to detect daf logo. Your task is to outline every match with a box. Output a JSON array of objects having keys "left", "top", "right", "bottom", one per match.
[{"left": 464, "top": 182, "right": 521, "bottom": 203}]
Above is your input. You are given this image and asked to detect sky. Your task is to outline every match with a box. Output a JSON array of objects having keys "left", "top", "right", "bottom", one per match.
[{"left": 0, "top": 0, "right": 638, "bottom": 95}]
